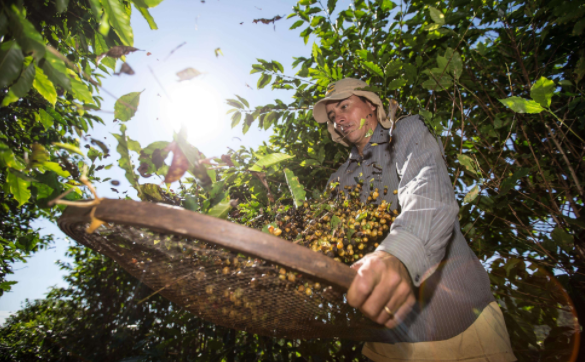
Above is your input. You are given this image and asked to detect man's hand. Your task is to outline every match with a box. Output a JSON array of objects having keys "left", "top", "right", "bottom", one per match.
[{"left": 347, "top": 251, "right": 416, "bottom": 329}]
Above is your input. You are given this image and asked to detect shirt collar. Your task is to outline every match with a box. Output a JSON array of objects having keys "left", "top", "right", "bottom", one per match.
[{"left": 348, "top": 123, "right": 390, "bottom": 160}]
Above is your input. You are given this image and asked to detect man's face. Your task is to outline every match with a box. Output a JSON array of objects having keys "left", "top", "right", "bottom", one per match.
[{"left": 325, "top": 95, "right": 377, "bottom": 146}]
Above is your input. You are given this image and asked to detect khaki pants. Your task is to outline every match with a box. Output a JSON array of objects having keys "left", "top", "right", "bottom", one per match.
[{"left": 362, "top": 302, "right": 517, "bottom": 362}]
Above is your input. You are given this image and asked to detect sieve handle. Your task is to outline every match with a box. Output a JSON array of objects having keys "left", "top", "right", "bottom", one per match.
[{"left": 63, "top": 199, "right": 358, "bottom": 291}]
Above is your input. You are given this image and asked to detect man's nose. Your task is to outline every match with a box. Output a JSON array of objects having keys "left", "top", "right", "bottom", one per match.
[{"left": 333, "top": 116, "right": 347, "bottom": 128}]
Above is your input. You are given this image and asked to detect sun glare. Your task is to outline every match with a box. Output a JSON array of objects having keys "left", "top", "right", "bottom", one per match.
[{"left": 159, "top": 80, "right": 224, "bottom": 146}]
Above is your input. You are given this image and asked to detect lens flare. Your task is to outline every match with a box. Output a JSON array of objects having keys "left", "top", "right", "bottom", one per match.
[{"left": 159, "top": 80, "right": 224, "bottom": 146}]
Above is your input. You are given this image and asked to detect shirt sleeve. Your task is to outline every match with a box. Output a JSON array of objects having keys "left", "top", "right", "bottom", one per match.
[{"left": 376, "top": 116, "right": 459, "bottom": 287}]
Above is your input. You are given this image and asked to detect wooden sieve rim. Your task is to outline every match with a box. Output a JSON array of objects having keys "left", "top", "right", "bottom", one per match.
[{"left": 58, "top": 199, "right": 357, "bottom": 291}]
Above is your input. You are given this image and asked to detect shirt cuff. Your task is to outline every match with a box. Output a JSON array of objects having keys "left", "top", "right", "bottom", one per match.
[{"left": 376, "top": 229, "right": 430, "bottom": 287}]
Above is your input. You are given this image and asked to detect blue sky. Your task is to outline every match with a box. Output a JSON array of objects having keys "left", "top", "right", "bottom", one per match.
[{"left": 0, "top": 0, "right": 354, "bottom": 324}]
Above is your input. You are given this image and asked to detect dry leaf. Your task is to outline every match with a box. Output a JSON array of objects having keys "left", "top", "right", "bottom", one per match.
[
  {"left": 90, "top": 138, "right": 110, "bottom": 155},
  {"left": 115, "top": 62, "right": 135, "bottom": 76},
  {"left": 221, "top": 154, "right": 234, "bottom": 167},
  {"left": 176, "top": 68, "right": 202, "bottom": 81},
  {"left": 111, "top": 180, "right": 120, "bottom": 186},
  {"left": 138, "top": 162, "right": 152, "bottom": 178},
  {"left": 252, "top": 15, "right": 283, "bottom": 25},
  {"left": 97, "top": 46, "right": 141, "bottom": 64},
  {"left": 111, "top": 188, "right": 119, "bottom": 193},
  {"left": 251, "top": 171, "right": 274, "bottom": 203},
  {"left": 164, "top": 143, "right": 189, "bottom": 183},
  {"left": 147, "top": 52, "right": 152, "bottom": 56},
  {"left": 387, "top": 98, "right": 401, "bottom": 123}
]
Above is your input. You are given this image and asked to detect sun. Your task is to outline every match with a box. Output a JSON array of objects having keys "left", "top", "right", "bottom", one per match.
[{"left": 159, "top": 79, "right": 224, "bottom": 146}]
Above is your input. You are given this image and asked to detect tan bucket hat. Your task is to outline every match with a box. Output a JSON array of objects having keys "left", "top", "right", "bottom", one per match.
[{"left": 313, "top": 78, "right": 388, "bottom": 146}]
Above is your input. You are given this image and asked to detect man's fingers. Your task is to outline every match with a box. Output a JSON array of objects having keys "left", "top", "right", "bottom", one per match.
[
  {"left": 347, "top": 258, "right": 384, "bottom": 308},
  {"left": 385, "top": 293, "right": 416, "bottom": 329},
  {"left": 360, "top": 281, "right": 393, "bottom": 320}
]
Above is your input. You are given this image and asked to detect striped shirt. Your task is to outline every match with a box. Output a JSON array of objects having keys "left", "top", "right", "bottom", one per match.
[{"left": 327, "top": 116, "right": 494, "bottom": 342}]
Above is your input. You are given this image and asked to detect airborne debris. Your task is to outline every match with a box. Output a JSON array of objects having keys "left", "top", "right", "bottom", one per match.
[
  {"left": 245, "top": 83, "right": 253, "bottom": 89},
  {"left": 214, "top": 48, "right": 223, "bottom": 57},
  {"left": 111, "top": 180, "right": 120, "bottom": 186},
  {"left": 240, "top": 22, "right": 244, "bottom": 25},
  {"left": 115, "top": 62, "right": 135, "bottom": 76},
  {"left": 165, "top": 42, "right": 186, "bottom": 61},
  {"left": 176, "top": 68, "right": 203, "bottom": 81},
  {"left": 252, "top": 15, "right": 283, "bottom": 30},
  {"left": 147, "top": 52, "right": 152, "bottom": 56},
  {"left": 96, "top": 46, "right": 142, "bottom": 64},
  {"left": 90, "top": 138, "right": 110, "bottom": 155}
]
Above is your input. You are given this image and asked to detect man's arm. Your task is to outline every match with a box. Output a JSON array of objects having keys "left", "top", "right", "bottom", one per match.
[
  {"left": 377, "top": 115, "right": 459, "bottom": 287},
  {"left": 347, "top": 115, "right": 459, "bottom": 328}
]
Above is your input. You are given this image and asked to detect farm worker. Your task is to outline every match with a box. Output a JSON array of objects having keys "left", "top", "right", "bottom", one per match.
[{"left": 312, "top": 78, "right": 516, "bottom": 361}]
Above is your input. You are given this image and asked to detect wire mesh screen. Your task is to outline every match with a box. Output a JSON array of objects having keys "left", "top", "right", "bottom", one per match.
[{"left": 58, "top": 200, "right": 390, "bottom": 341}]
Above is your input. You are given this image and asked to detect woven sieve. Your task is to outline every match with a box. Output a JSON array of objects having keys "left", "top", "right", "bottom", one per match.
[{"left": 58, "top": 199, "right": 394, "bottom": 341}]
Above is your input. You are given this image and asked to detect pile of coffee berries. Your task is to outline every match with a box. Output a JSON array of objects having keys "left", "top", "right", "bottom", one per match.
[{"left": 236, "top": 182, "right": 399, "bottom": 265}]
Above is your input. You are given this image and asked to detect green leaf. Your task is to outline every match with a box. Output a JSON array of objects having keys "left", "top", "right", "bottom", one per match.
[
  {"left": 37, "top": 109, "right": 54, "bottom": 130},
  {"left": 7, "top": 171, "right": 31, "bottom": 207},
  {"left": 257, "top": 73, "right": 272, "bottom": 89},
  {"left": 284, "top": 168, "right": 306, "bottom": 208},
  {"left": 359, "top": 118, "right": 366, "bottom": 129},
  {"left": 327, "top": 0, "right": 337, "bottom": 12},
  {"left": 235, "top": 95, "right": 249, "bottom": 108},
  {"left": 33, "top": 66, "right": 57, "bottom": 106},
  {"left": 457, "top": 154, "right": 476, "bottom": 173},
  {"left": 421, "top": 75, "right": 452, "bottom": 90},
  {"left": 387, "top": 78, "right": 407, "bottom": 90},
  {"left": 330, "top": 215, "right": 341, "bottom": 230},
  {"left": 135, "top": 5, "right": 158, "bottom": 29},
  {"left": 40, "top": 55, "right": 71, "bottom": 92},
  {"left": 384, "top": 60, "right": 402, "bottom": 77},
  {"left": 463, "top": 185, "right": 479, "bottom": 204},
  {"left": 69, "top": 72, "right": 94, "bottom": 104},
  {"left": 53, "top": 142, "right": 84, "bottom": 156},
  {"left": 114, "top": 91, "right": 142, "bottom": 121},
  {"left": 0, "top": 90, "right": 19, "bottom": 107},
  {"left": 102, "top": 0, "right": 134, "bottom": 46},
  {"left": 141, "top": 183, "right": 164, "bottom": 201},
  {"left": 112, "top": 124, "right": 140, "bottom": 188},
  {"left": 419, "top": 109, "right": 432, "bottom": 121},
  {"left": 530, "top": 77, "right": 555, "bottom": 108},
  {"left": 0, "top": 41, "right": 24, "bottom": 88},
  {"left": 56, "top": 0, "right": 70, "bottom": 13},
  {"left": 11, "top": 62, "right": 35, "bottom": 97},
  {"left": 206, "top": 194, "right": 231, "bottom": 219},
  {"left": 42, "top": 161, "right": 70, "bottom": 177},
  {"left": 249, "top": 153, "right": 294, "bottom": 172},
  {"left": 356, "top": 211, "right": 368, "bottom": 222},
  {"left": 8, "top": 6, "right": 46, "bottom": 60},
  {"left": 290, "top": 20, "right": 304, "bottom": 30},
  {"left": 231, "top": 112, "right": 242, "bottom": 128},
  {"left": 498, "top": 97, "right": 544, "bottom": 114},
  {"left": 429, "top": 7, "right": 445, "bottom": 25},
  {"left": 551, "top": 227, "right": 574, "bottom": 252},
  {"left": 363, "top": 61, "right": 384, "bottom": 78}
]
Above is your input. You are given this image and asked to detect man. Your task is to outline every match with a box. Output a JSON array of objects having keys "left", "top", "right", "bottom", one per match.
[{"left": 312, "top": 78, "right": 516, "bottom": 361}]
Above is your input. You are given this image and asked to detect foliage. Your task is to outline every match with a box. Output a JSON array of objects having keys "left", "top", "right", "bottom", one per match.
[
  {"left": 1, "top": 0, "right": 584, "bottom": 360},
  {"left": 226, "top": 0, "right": 585, "bottom": 360},
  {"left": 0, "top": 0, "right": 163, "bottom": 294}
]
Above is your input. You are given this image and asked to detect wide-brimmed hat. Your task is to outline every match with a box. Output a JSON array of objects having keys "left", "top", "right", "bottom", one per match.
[{"left": 313, "top": 78, "right": 388, "bottom": 146}]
